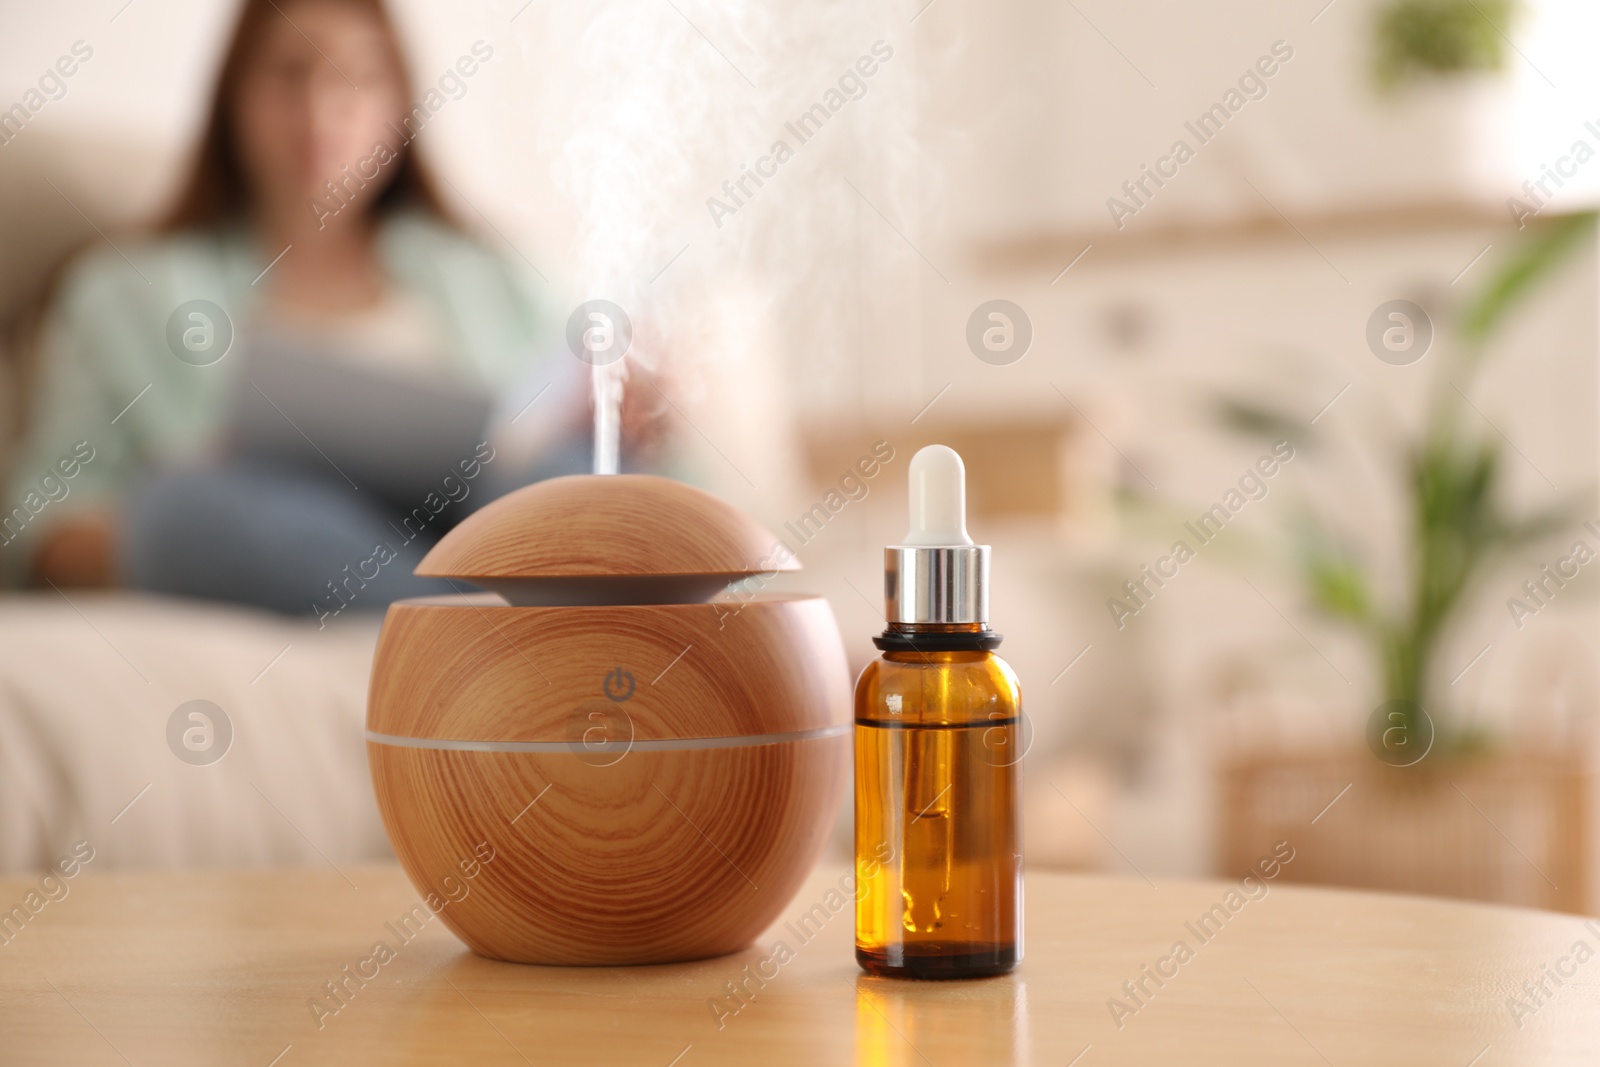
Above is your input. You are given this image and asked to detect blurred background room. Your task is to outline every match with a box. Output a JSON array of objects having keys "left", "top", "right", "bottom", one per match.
[{"left": 1, "top": 0, "right": 1598, "bottom": 913}]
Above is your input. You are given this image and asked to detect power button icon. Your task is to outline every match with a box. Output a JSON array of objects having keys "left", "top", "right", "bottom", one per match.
[{"left": 604, "top": 668, "right": 635, "bottom": 703}]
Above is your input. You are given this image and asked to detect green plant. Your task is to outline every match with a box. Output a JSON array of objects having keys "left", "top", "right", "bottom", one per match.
[
  {"left": 1218, "top": 213, "right": 1595, "bottom": 747},
  {"left": 1372, "top": 0, "right": 1516, "bottom": 92}
]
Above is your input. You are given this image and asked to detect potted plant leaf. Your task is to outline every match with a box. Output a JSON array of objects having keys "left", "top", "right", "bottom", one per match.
[
  {"left": 1215, "top": 212, "right": 1596, "bottom": 912},
  {"left": 1365, "top": 0, "right": 1520, "bottom": 205},
  {"left": 1372, "top": 0, "right": 1515, "bottom": 92}
]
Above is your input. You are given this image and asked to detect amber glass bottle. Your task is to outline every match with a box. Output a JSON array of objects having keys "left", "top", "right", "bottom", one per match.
[{"left": 855, "top": 446, "right": 1022, "bottom": 978}]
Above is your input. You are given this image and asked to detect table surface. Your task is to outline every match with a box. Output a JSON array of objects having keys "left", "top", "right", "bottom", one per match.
[{"left": 1, "top": 862, "right": 1596, "bottom": 1065}]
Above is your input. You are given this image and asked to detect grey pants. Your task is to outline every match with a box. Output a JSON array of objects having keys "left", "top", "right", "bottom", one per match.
[
  {"left": 120, "top": 466, "right": 457, "bottom": 617},
  {"left": 119, "top": 436, "right": 600, "bottom": 616}
]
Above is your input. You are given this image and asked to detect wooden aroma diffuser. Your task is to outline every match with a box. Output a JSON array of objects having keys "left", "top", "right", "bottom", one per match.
[{"left": 366, "top": 475, "right": 850, "bottom": 965}]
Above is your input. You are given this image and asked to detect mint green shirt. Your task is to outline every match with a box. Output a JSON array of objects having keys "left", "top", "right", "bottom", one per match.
[{"left": 1, "top": 212, "right": 557, "bottom": 584}]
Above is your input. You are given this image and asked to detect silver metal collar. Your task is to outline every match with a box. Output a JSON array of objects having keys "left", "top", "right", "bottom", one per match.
[{"left": 885, "top": 544, "right": 989, "bottom": 624}]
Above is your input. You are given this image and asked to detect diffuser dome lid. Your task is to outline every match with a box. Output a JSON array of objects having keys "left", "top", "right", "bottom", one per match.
[{"left": 417, "top": 474, "right": 796, "bottom": 604}]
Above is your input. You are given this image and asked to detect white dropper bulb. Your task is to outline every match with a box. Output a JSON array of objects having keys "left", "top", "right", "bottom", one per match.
[{"left": 902, "top": 444, "right": 974, "bottom": 546}]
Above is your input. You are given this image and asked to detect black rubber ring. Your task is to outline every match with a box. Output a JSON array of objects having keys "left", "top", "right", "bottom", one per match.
[{"left": 872, "top": 630, "right": 1004, "bottom": 652}]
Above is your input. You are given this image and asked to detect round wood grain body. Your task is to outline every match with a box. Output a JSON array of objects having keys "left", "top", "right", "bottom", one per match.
[
  {"left": 366, "top": 592, "right": 851, "bottom": 964},
  {"left": 369, "top": 737, "right": 846, "bottom": 964},
  {"left": 368, "top": 594, "right": 846, "bottom": 741}
]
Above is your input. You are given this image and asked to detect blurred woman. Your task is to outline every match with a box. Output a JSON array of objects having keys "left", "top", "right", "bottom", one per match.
[{"left": 3, "top": 0, "right": 596, "bottom": 614}]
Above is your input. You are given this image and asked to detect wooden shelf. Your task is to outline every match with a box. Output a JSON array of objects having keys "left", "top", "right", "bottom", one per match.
[{"left": 968, "top": 200, "right": 1576, "bottom": 272}]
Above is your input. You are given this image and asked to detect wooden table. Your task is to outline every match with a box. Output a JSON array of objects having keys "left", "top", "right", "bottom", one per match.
[{"left": 1, "top": 863, "right": 1596, "bottom": 1065}]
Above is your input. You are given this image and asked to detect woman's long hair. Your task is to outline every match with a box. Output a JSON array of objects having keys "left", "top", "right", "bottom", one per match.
[{"left": 163, "top": 0, "right": 451, "bottom": 230}]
